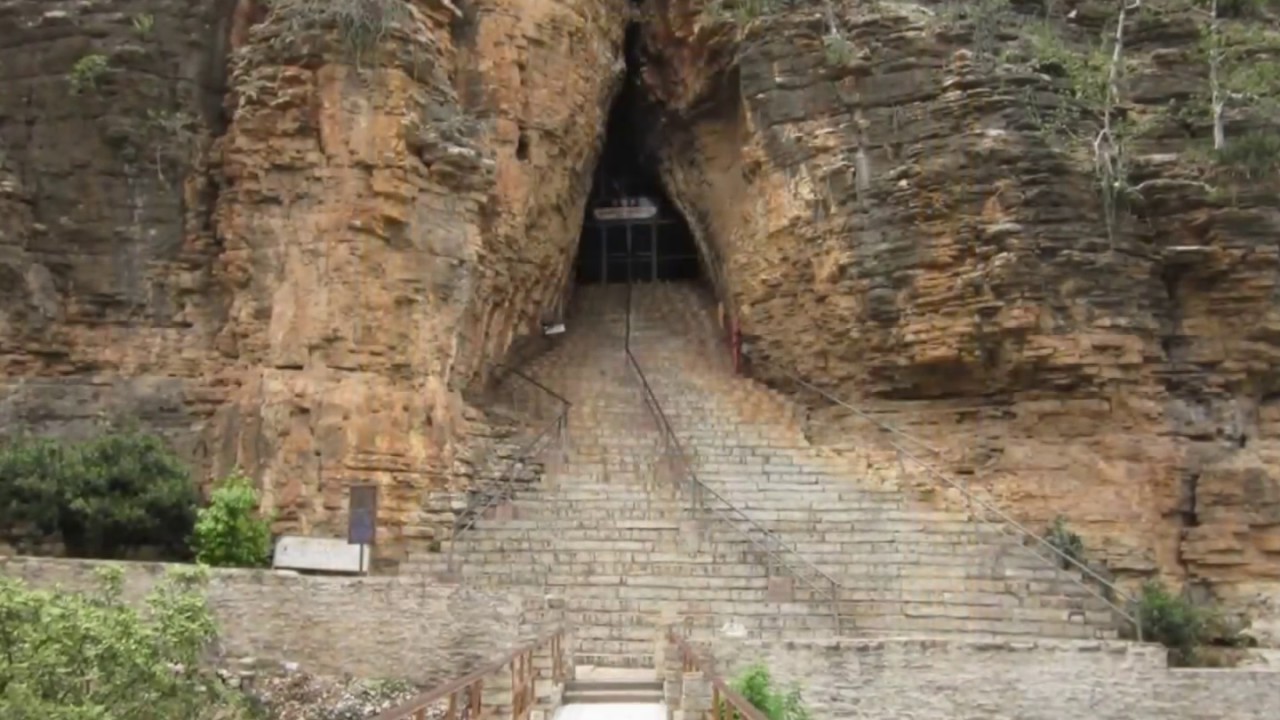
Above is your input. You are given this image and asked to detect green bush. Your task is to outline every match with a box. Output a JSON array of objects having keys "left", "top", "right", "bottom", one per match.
[
  {"left": 191, "top": 468, "right": 275, "bottom": 568},
  {"left": 724, "top": 663, "right": 812, "bottom": 720},
  {"left": 0, "top": 566, "right": 253, "bottom": 720},
  {"left": 0, "top": 429, "right": 199, "bottom": 558},
  {"left": 1136, "top": 580, "right": 1208, "bottom": 665}
]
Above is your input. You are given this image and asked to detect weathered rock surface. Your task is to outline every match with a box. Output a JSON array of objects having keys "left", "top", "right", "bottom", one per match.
[
  {"left": 644, "top": 0, "right": 1280, "bottom": 622},
  {"left": 1, "top": 0, "right": 626, "bottom": 564}
]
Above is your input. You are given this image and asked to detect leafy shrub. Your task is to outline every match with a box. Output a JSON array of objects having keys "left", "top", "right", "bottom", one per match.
[
  {"left": 67, "top": 53, "right": 110, "bottom": 94},
  {"left": 0, "top": 566, "right": 253, "bottom": 720},
  {"left": 1136, "top": 580, "right": 1208, "bottom": 665},
  {"left": 724, "top": 663, "right": 812, "bottom": 720},
  {"left": 0, "top": 429, "right": 199, "bottom": 558},
  {"left": 1045, "top": 514, "right": 1085, "bottom": 569},
  {"left": 191, "top": 468, "right": 275, "bottom": 568}
]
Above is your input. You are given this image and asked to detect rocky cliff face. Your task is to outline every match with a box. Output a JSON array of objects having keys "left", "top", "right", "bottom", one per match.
[
  {"left": 643, "top": 0, "right": 1280, "bottom": 626},
  {"left": 1, "top": 0, "right": 626, "bottom": 563},
  {"left": 1, "top": 0, "right": 1277, "bottom": 625}
]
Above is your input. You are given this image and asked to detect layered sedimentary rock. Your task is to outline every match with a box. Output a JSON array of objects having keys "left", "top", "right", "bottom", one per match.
[
  {"left": 642, "top": 0, "right": 1280, "bottom": 625},
  {"left": 1, "top": 0, "right": 627, "bottom": 563}
]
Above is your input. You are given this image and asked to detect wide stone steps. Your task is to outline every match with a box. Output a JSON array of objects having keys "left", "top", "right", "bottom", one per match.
[{"left": 426, "top": 282, "right": 1122, "bottom": 667}]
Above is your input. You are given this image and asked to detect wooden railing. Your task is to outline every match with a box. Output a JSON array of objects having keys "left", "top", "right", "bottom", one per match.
[
  {"left": 667, "top": 629, "right": 769, "bottom": 720},
  {"left": 368, "top": 628, "right": 568, "bottom": 720}
]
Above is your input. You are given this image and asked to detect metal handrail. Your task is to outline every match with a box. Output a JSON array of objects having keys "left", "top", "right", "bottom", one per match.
[
  {"left": 447, "top": 369, "right": 571, "bottom": 576},
  {"left": 753, "top": 359, "right": 1143, "bottom": 641},
  {"left": 667, "top": 627, "right": 770, "bottom": 720},
  {"left": 623, "top": 283, "right": 848, "bottom": 634},
  {"left": 368, "top": 625, "right": 568, "bottom": 720},
  {"left": 491, "top": 363, "right": 571, "bottom": 408}
]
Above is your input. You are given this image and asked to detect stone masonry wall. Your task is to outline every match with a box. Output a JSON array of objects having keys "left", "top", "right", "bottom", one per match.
[
  {"left": 687, "top": 636, "right": 1280, "bottom": 720},
  {"left": 0, "top": 556, "right": 524, "bottom": 683}
]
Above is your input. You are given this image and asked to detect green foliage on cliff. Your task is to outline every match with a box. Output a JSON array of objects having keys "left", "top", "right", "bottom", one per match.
[
  {"left": 0, "top": 428, "right": 198, "bottom": 559},
  {"left": 268, "top": 0, "right": 412, "bottom": 65},
  {"left": 1044, "top": 515, "right": 1086, "bottom": 568},
  {"left": 726, "top": 663, "right": 812, "bottom": 720},
  {"left": 0, "top": 566, "right": 254, "bottom": 720},
  {"left": 67, "top": 54, "right": 109, "bottom": 95},
  {"left": 1213, "top": 130, "right": 1280, "bottom": 178},
  {"left": 191, "top": 468, "right": 275, "bottom": 568}
]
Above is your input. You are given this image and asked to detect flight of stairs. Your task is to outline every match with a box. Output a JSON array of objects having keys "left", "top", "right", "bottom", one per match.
[
  {"left": 630, "top": 282, "right": 1118, "bottom": 639},
  {"left": 563, "top": 668, "right": 664, "bottom": 704},
  {"left": 405, "top": 281, "right": 1120, "bottom": 669},
  {"left": 404, "top": 285, "right": 841, "bottom": 669}
]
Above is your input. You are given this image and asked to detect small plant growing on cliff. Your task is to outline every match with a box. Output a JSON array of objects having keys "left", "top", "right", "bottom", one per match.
[
  {"left": 67, "top": 53, "right": 110, "bottom": 95},
  {"left": 145, "top": 109, "right": 199, "bottom": 184},
  {"left": 191, "top": 467, "right": 275, "bottom": 568},
  {"left": 1214, "top": 130, "right": 1280, "bottom": 178},
  {"left": 132, "top": 13, "right": 155, "bottom": 36},
  {"left": 269, "top": 0, "right": 413, "bottom": 67},
  {"left": 822, "top": 32, "right": 856, "bottom": 66},
  {"left": 1023, "top": 3, "right": 1143, "bottom": 247},
  {"left": 0, "top": 567, "right": 252, "bottom": 719},
  {"left": 1045, "top": 515, "right": 1085, "bottom": 569},
  {"left": 725, "top": 663, "right": 812, "bottom": 720}
]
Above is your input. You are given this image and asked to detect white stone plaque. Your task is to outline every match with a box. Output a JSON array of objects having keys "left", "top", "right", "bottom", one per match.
[{"left": 272, "top": 535, "right": 370, "bottom": 574}]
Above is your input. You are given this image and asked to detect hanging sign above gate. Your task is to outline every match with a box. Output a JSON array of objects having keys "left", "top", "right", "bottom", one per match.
[{"left": 593, "top": 197, "right": 658, "bottom": 221}]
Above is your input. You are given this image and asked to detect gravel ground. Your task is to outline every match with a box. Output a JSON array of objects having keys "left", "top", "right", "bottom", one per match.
[{"left": 242, "top": 668, "right": 449, "bottom": 720}]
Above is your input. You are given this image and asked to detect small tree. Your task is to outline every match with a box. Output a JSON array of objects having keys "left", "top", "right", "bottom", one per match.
[
  {"left": 191, "top": 468, "right": 274, "bottom": 568},
  {"left": 1197, "top": 0, "right": 1280, "bottom": 152},
  {"left": 0, "top": 566, "right": 251, "bottom": 719}
]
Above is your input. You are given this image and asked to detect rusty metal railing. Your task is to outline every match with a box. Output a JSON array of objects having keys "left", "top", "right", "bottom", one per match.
[
  {"left": 667, "top": 628, "right": 769, "bottom": 720},
  {"left": 624, "top": 282, "right": 849, "bottom": 635},
  {"left": 751, "top": 358, "right": 1143, "bottom": 642},
  {"left": 368, "top": 627, "right": 569, "bottom": 720},
  {"left": 446, "top": 367, "right": 570, "bottom": 578}
]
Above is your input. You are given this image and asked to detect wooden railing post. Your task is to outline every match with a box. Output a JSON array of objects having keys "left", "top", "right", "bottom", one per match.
[
  {"left": 665, "top": 631, "right": 770, "bottom": 720},
  {"left": 370, "top": 628, "right": 570, "bottom": 720}
]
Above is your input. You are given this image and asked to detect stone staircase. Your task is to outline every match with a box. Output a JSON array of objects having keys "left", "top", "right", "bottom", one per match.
[
  {"left": 405, "top": 281, "right": 1120, "bottom": 668},
  {"left": 406, "top": 285, "right": 841, "bottom": 668},
  {"left": 629, "top": 282, "right": 1118, "bottom": 639}
]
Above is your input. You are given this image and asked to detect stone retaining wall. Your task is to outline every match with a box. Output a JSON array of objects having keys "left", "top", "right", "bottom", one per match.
[
  {"left": 1, "top": 556, "right": 525, "bottom": 683},
  {"left": 666, "top": 636, "right": 1280, "bottom": 720}
]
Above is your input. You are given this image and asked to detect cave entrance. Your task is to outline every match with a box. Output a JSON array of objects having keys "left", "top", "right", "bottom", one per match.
[{"left": 574, "top": 24, "right": 700, "bottom": 286}]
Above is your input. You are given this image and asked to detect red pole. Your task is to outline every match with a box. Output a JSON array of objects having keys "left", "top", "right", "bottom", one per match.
[{"left": 730, "top": 319, "right": 742, "bottom": 375}]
